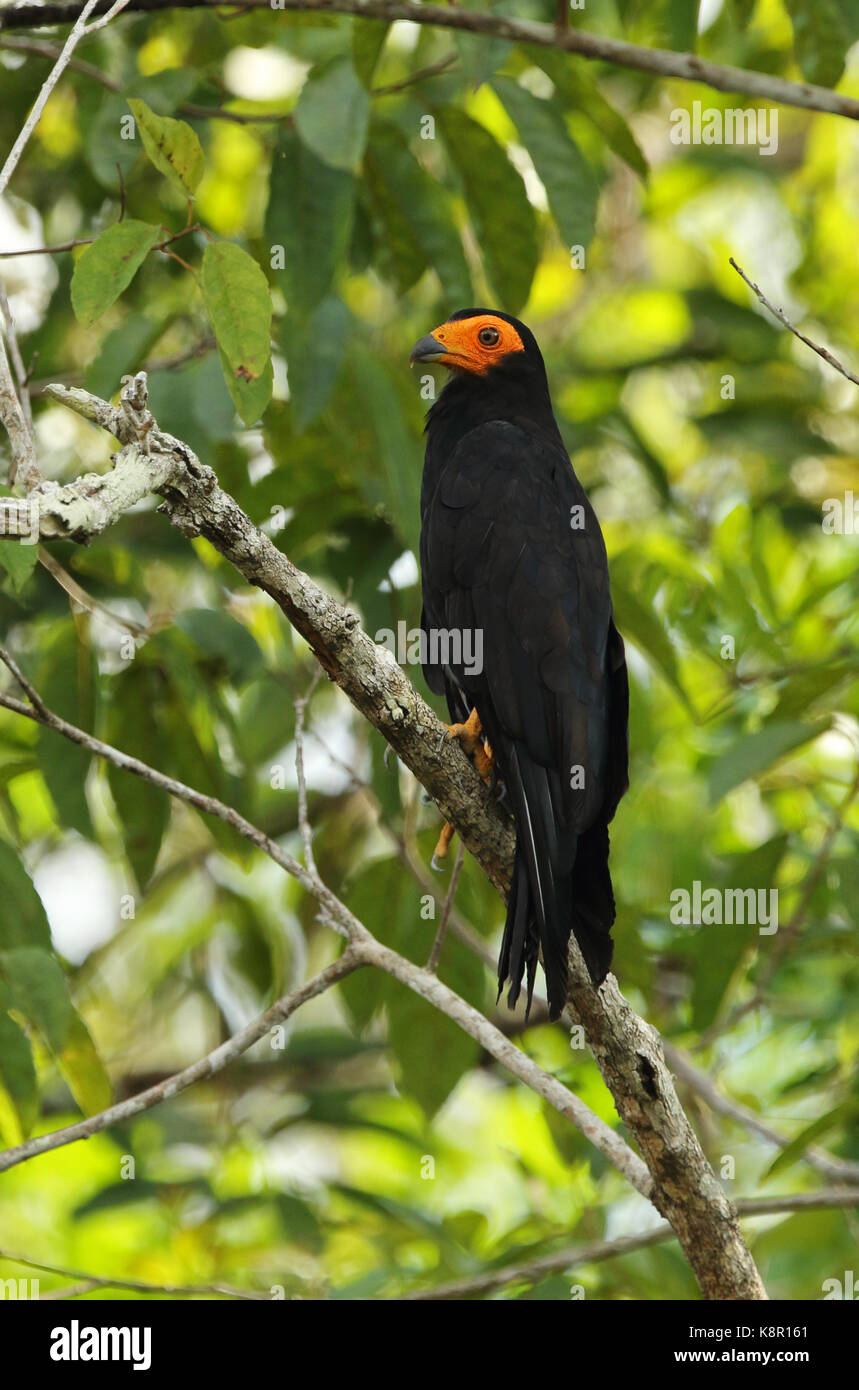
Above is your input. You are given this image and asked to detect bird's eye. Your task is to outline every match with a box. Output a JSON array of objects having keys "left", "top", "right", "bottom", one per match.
[{"left": 478, "top": 325, "right": 500, "bottom": 347}]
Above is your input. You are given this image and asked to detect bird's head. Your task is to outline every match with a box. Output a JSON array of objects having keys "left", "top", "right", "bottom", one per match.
[{"left": 409, "top": 308, "right": 542, "bottom": 379}]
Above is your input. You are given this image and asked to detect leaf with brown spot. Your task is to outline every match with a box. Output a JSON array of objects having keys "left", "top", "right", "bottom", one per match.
[{"left": 128, "top": 98, "right": 205, "bottom": 198}]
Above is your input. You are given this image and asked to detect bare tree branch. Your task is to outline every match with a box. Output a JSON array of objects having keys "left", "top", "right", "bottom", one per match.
[
  {"left": 0, "top": 324, "right": 40, "bottom": 490},
  {"left": 294, "top": 665, "right": 324, "bottom": 878},
  {"left": 1, "top": 1, "right": 857, "bottom": 124},
  {"left": 730, "top": 258, "right": 859, "bottom": 389},
  {"left": 402, "top": 1227, "right": 674, "bottom": 1300},
  {"left": 0, "top": 1249, "right": 271, "bottom": 1299},
  {"left": 401, "top": 1189, "right": 859, "bottom": 1300}
]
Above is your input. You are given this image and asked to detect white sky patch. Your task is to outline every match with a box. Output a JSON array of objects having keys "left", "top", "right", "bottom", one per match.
[
  {"left": 0, "top": 196, "right": 59, "bottom": 334},
  {"left": 34, "top": 405, "right": 113, "bottom": 479},
  {"left": 379, "top": 549, "right": 419, "bottom": 592},
  {"left": 388, "top": 20, "right": 421, "bottom": 51},
  {"left": 223, "top": 46, "right": 309, "bottom": 101},
  {"left": 698, "top": 0, "right": 724, "bottom": 32},
  {"left": 518, "top": 66, "right": 554, "bottom": 100},
  {"left": 271, "top": 352, "right": 288, "bottom": 403},
  {"left": 32, "top": 840, "right": 121, "bottom": 963},
  {"left": 507, "top": 143, "right": 549, "bottom": 212},
  {"left": 243, "top": 428, "right": 276, "bottom": 481},
  {"left": 270, "top": 708, "right": 370, "bottom": 796}
]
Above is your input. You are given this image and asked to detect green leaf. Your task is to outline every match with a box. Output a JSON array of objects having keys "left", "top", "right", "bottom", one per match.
[
  {"left": 707, "top": 720, "right": 829, "bottom": 804},
  {"left": 492, "top": 78, "right": 598, "bottom": 253},
  {"left": 106, "top": 665, "right": 170, "bottom": 889},
  {"left": 0, "top": 1007, "right": 37, "bottom": 1143},
  {"left": 689, "top": 835, "right": 788, "bottom": 1030},
  {"left": 610, "top": 579, "right": 693, "bottom": 713},
  {"left": 342, "top": 857, "right": 484, "bottom": 1116},
  {"left": 0, "top": 840, "right": 52, "bottom": 951},
  {"left": 70, "top": 219, "right": 162, "bottom": 327},
  {"left": 294, "top": 58, "right": 370, "bottom": 173},
  {"left": 386, "top": 984, "right": 480, "bottom": 1119},
  {"left": 86, "top": 94, "right": 142, "bottom": 191},
  {"left": 285, "top": 295, "right": 351, "bottom": 429},
  {"left": 436, "top": 106, "right": 539, "bottom": 315},
  {"left": 364, "top": 121, "right": 471, "bottom": 303},
  {"left": 265, "top": 126, "right": 355, "bottom": 315},
  {"left": 453, "top": 0, "right": 512, "bottom": 85},
  {"left": 0, "top": 947, "right": 73, "bottom": 1052},
  {"left": 788, "top": 0, "right": 850, "bottom": 87},
  {"left": 530, "top": 51, "right": 648, "bottom": 181},
  {"left": 36, "top": 625, "right": 95, "bottom": 838},
  {"left": 58, "top": 1011, "right": 112, "bottom": 1116},
  {"left": 175, "top": 608, "right": 263, "bottom": 684},
  {"left": 666, "top": 0, "right": 700, "bottom": 50},
  {"left": 217, "top": 347, "right": 273, "bottom": 427},
  {"left": 350, "top": 353, "right": 422, "bottom": 556},
  {"left": 0, "top": 940, "right": 108, "bottom": 1117},
  {"left": 0, "top": 538, "right": 39, "bottom": 593},
  {"left": 201, "top": 242, "right": 272, "bottom": 425},
  {"left": 275, "top": 1193, "right": 324, "bottom": 1252},
  {"left": 352, "top": 17, "right": 389, "bottom": 88},
  {"left": 763, "top": 1101, "right": 859, "bottom": 1181},
  {"left": 127, "top": 98, "right": 205, "bottom": 197},
  {"left": 85, "top": 315, "right": 164, "bottom": 399}
]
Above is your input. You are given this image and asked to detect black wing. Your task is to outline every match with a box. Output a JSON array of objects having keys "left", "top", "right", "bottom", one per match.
[{"left": 420, "top": 419, "right": 628, "bottom": 1015}]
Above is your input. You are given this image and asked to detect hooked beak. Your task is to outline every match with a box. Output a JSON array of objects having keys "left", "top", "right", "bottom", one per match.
[{"left": 409, "top": 333, "right": 447, "bottom": 367}]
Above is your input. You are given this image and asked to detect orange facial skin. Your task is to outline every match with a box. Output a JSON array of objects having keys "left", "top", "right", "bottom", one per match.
[{"left": 416, "top": 314, "right": 525, "bottom": 375}]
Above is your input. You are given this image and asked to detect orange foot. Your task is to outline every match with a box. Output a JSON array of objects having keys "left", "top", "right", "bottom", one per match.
[{"left": 432, "top": 708, "right": 496, "bottom": 870}]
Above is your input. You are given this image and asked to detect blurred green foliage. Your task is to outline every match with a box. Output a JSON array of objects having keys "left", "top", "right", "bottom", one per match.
[{"left": 0, "top": 0, "right": 857, "bottom": 1301}]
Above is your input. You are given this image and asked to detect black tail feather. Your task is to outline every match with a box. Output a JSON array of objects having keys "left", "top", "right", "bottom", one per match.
[{"left": 497, "top": 755, "right": 616, "bottom": 1019}]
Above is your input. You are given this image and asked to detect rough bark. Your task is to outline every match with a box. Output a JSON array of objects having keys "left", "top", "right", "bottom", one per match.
[{"left": 565, "top": 972, "right": 766, "bottom": 1299}]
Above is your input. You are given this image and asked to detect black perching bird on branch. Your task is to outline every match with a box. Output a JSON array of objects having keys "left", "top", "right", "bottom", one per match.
[{"left": 411, "top": 310, "right": 629, "bottom": 1020}]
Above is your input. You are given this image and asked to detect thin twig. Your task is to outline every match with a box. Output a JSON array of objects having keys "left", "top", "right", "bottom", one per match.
[
  {"left": 730, "top": 258, "right": 859, "bottom": 388},
  {"left": 37, "top": 547, "right": 149, "bottom": 636},
  {"left": 294, "top": 665, "right": 324, "bottom": 876},
  {"left": 399, "top": 1189, "right": 859, "bottom": 1300},
  {"left": 0, "top": 237, "right": 94, "bottom": 259},
  {"left": 0, "top": 282, "right": 39, "bottom": 488},
  {"left": 0, "top": 0, "right": 130, "bottom": 202},
  {"left": 0, "top": 1250, "right": 272, "bottom": 1300},
  {"left": 427, "top": 840, "right": 465, "bottom": 972},
  {"left": 372, "top": 53, "right": 458, "bottom": 95}
]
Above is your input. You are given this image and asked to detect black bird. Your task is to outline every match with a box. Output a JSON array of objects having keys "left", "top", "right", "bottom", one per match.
[{"left": 411, "top": 309, "right": 629, "bottom": 1019}]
